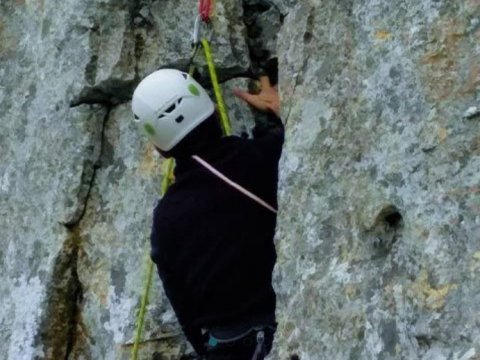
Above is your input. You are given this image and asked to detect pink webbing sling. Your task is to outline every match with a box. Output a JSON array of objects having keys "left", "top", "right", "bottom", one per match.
[{"left": 192, "top": 155, "right": 278, "bottom": 214}]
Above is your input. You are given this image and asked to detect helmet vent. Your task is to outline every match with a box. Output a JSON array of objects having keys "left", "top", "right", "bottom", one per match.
[
  {"left": 181, "top": 72, "right": 188, "bottom": 79},
  {"left": 177, "top": 98, "right": 183, "bottom": 104},
  {"left": 175, "top": 115, "right": 185, "bottom": 123},
  {"left": 165, "top": 103, "right": 176, "bottom": 113}
]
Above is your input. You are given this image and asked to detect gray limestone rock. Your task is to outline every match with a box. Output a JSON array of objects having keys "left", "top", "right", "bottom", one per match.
[
  {"left": 267, "top": 0, "right": 296, "bottom": 16},
  {"left": 135, "top": 0, "right": 251, "bottom": 81},
  {"left": 243, "top": 1, "right": 282, "bottom": 68},
  {"left": 0, "top": 3, "right": 111, "bottom": 357},
  {"left": 66, "top": 104, "right": 174, "bottom": 359},
  {"left": 2, "top": 0, "right": 479, "bottom": 359},
  {"left": 221, "top": 77, "right": 257, "bottom": 138},
  {"left": 0, "top": 102, "right": 106, "bottom": 359},
  {"left": 273, "top": 1, "right": 480, "bottom": 359},
  {"left": 0, "top": 0, "right": 253, "bottom": 358}
]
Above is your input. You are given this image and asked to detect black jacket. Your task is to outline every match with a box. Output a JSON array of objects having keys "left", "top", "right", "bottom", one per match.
[{"left": 150, "top": 125, "right": 284, "bottom": 354}]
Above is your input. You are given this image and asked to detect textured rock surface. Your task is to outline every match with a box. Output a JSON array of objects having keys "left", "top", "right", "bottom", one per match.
[
  {"left": 221, "top": 78, "right": 257, "bottom": 137},
  {"left": 135, "top": 0, "right": 250, "bottom": 82},
  {"left": 243, "top": 0, "right": 282, "bottom": 70},
  {"left": 0, "top": 0, "right": 258, "bottom": 359},
  {"left": 2, "top": 0, "right": 479, "bottom": 359},
  {"left": 67, "top": 104, "right": 165, "bottom": 359},
  {"left": 274, "top": 1, "right": 480, "bottom": 359}
]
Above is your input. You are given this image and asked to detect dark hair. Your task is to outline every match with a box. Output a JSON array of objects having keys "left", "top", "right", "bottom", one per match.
[{"left": 159, "top": 112, "right": 222, "bottom": 159}]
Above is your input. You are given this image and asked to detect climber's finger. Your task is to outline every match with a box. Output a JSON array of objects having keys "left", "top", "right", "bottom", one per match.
[
  {"left": 260, "top": 76, "right": 271, "bottom": 90},
  {"left": 233, "top": 88, "right": 269, "bottom": 111}
]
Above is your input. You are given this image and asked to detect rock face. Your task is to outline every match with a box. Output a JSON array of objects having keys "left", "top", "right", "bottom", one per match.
[
  {"left": 0, "top": 0, "right": 263, "bottom": 359},
  {"left": 1, "top": 0, "right": 479, "bottom": 359},
  {"left": 273, "top": 1, "right": 480, "bottom": 359}
]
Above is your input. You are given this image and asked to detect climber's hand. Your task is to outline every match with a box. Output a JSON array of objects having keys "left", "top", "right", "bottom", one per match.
[{"left": 233, "top": 76, "right": 280, "bottom": 117}]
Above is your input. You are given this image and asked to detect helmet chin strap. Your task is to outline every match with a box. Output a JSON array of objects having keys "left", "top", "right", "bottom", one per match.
[{"left": 154, "top": 146, "right": 170, "bottom": 159}]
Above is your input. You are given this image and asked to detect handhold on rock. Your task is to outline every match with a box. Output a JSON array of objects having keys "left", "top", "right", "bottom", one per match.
[
  {"left": 371, "top": 206, "right": 404, "bottom": 253},
  {"left": 463, "top": 106, "right": 480, "bottom": 119}
]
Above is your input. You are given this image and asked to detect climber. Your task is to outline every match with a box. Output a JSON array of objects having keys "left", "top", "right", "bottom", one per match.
[{"left": 131, "top": 69, "right": 283, "bottom": 360}]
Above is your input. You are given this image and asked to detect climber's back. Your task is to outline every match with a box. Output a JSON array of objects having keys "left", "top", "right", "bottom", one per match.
[{"left": 132, "top": 69, "right": 283, "bottom": 359}]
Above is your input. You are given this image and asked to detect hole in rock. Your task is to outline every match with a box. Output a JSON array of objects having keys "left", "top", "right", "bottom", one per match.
[
  {"left": 415, "top": 334, "right": 433, "bottom": 349},
  {"left": 375, "top": 205, "right": 403, "bottom": 229},
  {"left": 290, "top": 355, "right": 300, "bottom": 360},
  {"left": 385, "top": 211, "right": 403, "bottom": 228},
  {"left": 303, "top": 31, "right": 313, "bottom": 44},
  {"left": 242, "top": 0, "right": 281, "bottom": 80},
  {"left": 263, "top": 58, "right": 279, "bottom": 86},
  {"left": 371, "top": 205, "right": 404, "bottom": 253}
]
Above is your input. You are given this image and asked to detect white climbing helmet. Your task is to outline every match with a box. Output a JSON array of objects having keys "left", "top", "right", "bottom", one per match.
[{"left": 132, "top": 69, "right": 215, "bottom": 151}]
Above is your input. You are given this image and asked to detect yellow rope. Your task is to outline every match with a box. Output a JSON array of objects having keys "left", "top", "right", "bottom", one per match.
[
  {"left": 132, "top": 33, "right": 232, "bottom": 360},
  {"left": 131, "top": 256, "right": 154, "bottom": 359},
  {"left": 132, "top": 159, "right": 174, "bottom": 360},
  {"left": 201, "top": 38, "right": 232, "bottom": 136},
  {"left": 160, "top": 159, "right": 176, "bottom": 193}
]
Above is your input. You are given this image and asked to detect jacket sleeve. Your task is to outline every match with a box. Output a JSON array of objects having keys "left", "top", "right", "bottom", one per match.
[
  {"left": 250, "top": 114, "right": 285, "bottom": 163},
  {"left": 150, "top": 208, "right": 207, "bottom": 355},
  {"left": 155, "top": 263, "right": 207, "bottom": 355}
]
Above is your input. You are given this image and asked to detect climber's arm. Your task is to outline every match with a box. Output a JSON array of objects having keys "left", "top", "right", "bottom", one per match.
[
  {"left": 155, "top": 264, "right": 207, "bottom": 355},
  {"left": 150, "top": 213, "right": 207, "bottom": 355}
]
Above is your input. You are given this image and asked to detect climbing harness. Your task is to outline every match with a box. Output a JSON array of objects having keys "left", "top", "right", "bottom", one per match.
[
  {"left": 252, "top": 330, "right": 266, "bottom": 360},
  {"left": 131, "top": 2, "right": 232, "bottom": 359},
  {"left": 192, "top": 155, "right": 277, "bottom": 214},
  {"left": 206, "top": 326, "right": 274, "bottom": 360}
]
